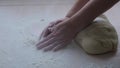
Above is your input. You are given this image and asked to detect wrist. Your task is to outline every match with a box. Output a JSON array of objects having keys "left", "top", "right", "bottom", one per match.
[
  {"left": 60, "top": 20, "right": 82, "bottom": 33},
  {"left": 66, "top": 22, "right": 82, "bottom": 32}
]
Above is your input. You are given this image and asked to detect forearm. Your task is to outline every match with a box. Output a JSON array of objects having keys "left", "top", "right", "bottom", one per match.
[
  {"left": 67, "top": 0, "right": 119, "bottom": 32},
  {"left": 66, "top": 0, "right": 89, "bottom": 18}
]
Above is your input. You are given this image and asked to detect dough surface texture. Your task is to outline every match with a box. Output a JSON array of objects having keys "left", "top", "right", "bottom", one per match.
[{"left": 75, "top": 15, "right": 118, "bottom": 55}]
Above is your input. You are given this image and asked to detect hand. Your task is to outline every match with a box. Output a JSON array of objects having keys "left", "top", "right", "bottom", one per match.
[
  {"left": 36, "top": 18, "right": 78, "bottom": 52},
  {"left": 39, "top": 17, "right": 69, "bottom": 40}
]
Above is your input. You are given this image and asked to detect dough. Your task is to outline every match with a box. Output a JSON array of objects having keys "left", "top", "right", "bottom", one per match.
[{"left": 75, "top": 15, "right": 118, "bottom": 55}]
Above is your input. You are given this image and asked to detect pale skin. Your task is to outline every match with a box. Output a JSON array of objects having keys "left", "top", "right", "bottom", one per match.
[{"left": 36, "top": 0, "right": 119, "bottom": 51}]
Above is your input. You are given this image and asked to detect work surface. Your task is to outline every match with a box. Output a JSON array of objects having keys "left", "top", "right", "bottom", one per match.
[{"left": 0, "top": 0, "right": 120, "bottom": 68}]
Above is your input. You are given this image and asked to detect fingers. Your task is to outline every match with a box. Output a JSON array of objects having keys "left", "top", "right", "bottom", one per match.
[
  {"left": 37, "top": 18, "right": 70, "bottom": 51},
  {"left": 54, "top": 19, "right": 63, "bottom": 24},
  {"left": 39, "top": 20, "right": 62, "bottom": 40},
  {"left": 37, "top": 38, "right": 55, "bottom": 49},
  {"left": 37, "top": 34, "right": 53, "bottom": 46},
  {"left": 49, "top": 19, "right": 63, "bottom": 27},
  {"left": 43, "top": 40, "right": 69, "bottom": 52},
  {"left": 43, "top": 42, "right": 59, "bottom": 51},
  {"left": 36, "top": 34, "right": 57, "bottom": 49},
  {"left": 53, "top": 43, "right": 68, "bottom": 52},
  {"left": 38, "top": 40, "right": 68, "bottom": 52},
  {"left": 39, "top": 27, "right": 50, "bottom": 40},
  {"left": 37, "top": 35, "right": 69, "bottom": 51}
]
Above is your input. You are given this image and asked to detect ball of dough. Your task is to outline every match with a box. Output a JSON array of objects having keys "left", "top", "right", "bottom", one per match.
[{"left": 75, "top": 15, "right": 118, "bottom": 55}]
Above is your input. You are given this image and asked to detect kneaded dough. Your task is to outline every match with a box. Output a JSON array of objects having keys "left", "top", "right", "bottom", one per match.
[{"left": 75, "top": 15, "right": 118, "bottom": 55}]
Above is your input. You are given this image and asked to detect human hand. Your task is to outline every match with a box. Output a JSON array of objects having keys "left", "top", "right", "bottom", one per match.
[
  {"left": 39, "top": 17, "right": 69, "bottom": 40},
  {"left": 36, "top": 18, "right": 78, "bottom": 52}
]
